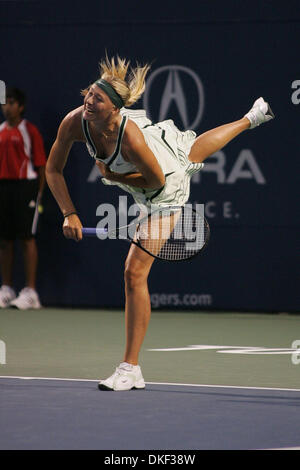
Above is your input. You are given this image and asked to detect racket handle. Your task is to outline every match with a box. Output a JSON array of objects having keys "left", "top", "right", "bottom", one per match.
[{"left": 82, "top": 227, "right": 107, "bottom": 237}]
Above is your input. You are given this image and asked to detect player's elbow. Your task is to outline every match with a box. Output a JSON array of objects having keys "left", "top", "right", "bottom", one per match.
[
  {"left": 45, "top": 159, "right": 60, "bottom": 177},
  {"left": 46, "top": 140, "right": 66, "bottom": 176},
  {"left": 45, "top": 158, "right": 64, "bottom": 186}
]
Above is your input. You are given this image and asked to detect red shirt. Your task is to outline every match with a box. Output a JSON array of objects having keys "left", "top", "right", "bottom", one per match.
[{"left": 0, "top": 119, "right": 46, "bottom": 179}]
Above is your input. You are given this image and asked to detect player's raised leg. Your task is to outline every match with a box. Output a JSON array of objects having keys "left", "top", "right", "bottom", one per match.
[{"left": 188, "top": 97, "right": 274, "bottom": 164}]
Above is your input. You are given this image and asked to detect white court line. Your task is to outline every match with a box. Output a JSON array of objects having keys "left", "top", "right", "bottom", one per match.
[{"left": 0, "top": 375, "right": 300, "bottom": 392}]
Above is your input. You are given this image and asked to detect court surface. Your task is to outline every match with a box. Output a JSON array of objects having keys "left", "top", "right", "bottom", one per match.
[{"left": 0, "top": 308, "right": 300, "bottom": 450}]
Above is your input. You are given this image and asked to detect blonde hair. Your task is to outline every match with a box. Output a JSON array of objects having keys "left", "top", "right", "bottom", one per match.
[{"left": 81, "top": 55, "right": 150, "bottom": 107}]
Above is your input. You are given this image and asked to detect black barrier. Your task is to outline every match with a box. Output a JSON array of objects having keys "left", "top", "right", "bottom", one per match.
[{"left": 0, "top": 1, "right": 299, "bottom": 311}]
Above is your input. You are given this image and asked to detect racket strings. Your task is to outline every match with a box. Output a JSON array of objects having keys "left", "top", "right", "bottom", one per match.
[{"left": 137, "top": 207, "right": 209, "bottom": 261}]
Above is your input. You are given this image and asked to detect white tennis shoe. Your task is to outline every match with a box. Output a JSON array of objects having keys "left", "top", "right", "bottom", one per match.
[
  {"left": 0, "top": 285, "right": 16, "bottom": 308},
  {"left": 98, "top": 362, "right": 145, "bottom": 391},
  {"left": 244, "top": 97, "right": 275, "bottom": 128},
  {"left": 10, "top": 287, "right": 41, "bottom": 310}
]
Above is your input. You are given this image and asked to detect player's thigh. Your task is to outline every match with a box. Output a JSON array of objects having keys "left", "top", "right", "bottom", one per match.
[{"left": 187, "top": 136, "right": 207, "bottom": 163}]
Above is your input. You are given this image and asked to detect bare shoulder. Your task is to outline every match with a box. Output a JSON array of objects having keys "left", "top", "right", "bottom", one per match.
[
  {"left": 122, "top": 118, "right": 146, "bottom": 150},
  {"left": 58, "top": 105, "right": 85, "bottom": 143},
  {"left": 121, "top": 117, "right": 159, "bottom": 167}
]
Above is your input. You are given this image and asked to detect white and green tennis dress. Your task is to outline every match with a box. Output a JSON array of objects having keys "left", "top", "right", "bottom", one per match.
[{"left": 82, "top": 108, "right": 204, "bottom": 209}]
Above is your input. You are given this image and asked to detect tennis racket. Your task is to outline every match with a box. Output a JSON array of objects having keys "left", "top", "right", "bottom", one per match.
[
  {"left": 31, "top": 191, "right": 42, "bottom": 235},
  {"left": 82, "top": 205, "right": 210, "bottom": 262}
]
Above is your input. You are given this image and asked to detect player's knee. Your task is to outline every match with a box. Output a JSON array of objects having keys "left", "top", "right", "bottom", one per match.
[{"left": 124, "top": 262, "right": 148, "bottom": 290}]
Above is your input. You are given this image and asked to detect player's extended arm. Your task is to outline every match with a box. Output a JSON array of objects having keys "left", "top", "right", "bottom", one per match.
[{"left": 46, "top": 114, "right": 83, "bottom": 241}]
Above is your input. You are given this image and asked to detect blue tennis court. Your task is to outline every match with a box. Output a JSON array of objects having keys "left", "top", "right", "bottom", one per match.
[
  {"left": 1, "top": 309, "right": 299, "bottom": 450},
  {"left": 1, "top": 376, "right": 300, "bottom": 450}
]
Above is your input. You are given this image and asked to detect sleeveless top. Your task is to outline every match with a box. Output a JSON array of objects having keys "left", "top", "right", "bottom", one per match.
[
  {"left": 81, "top": 109, "right": 204, "bottom": 208},
  {"left": 81, "top": 113, "right": 137, "bottom": 175}
]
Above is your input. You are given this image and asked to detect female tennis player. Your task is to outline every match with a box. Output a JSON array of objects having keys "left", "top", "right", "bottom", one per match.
[{"left": 46, "top": 55, "right": 274, "bottom": 391}]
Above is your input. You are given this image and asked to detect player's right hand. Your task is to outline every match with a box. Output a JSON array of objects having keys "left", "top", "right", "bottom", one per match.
[{"left": 63, "top": 214, "right": 83, "bottom": 241}]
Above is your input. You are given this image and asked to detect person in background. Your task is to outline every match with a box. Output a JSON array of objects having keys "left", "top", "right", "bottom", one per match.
[{"left": 0, "top": 87, "right": 46, "bottom": 309}]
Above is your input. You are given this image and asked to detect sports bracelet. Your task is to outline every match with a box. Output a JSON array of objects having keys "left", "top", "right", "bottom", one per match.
[{"left": 63, "top": 211, "right": 77, "bottom": 218}]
